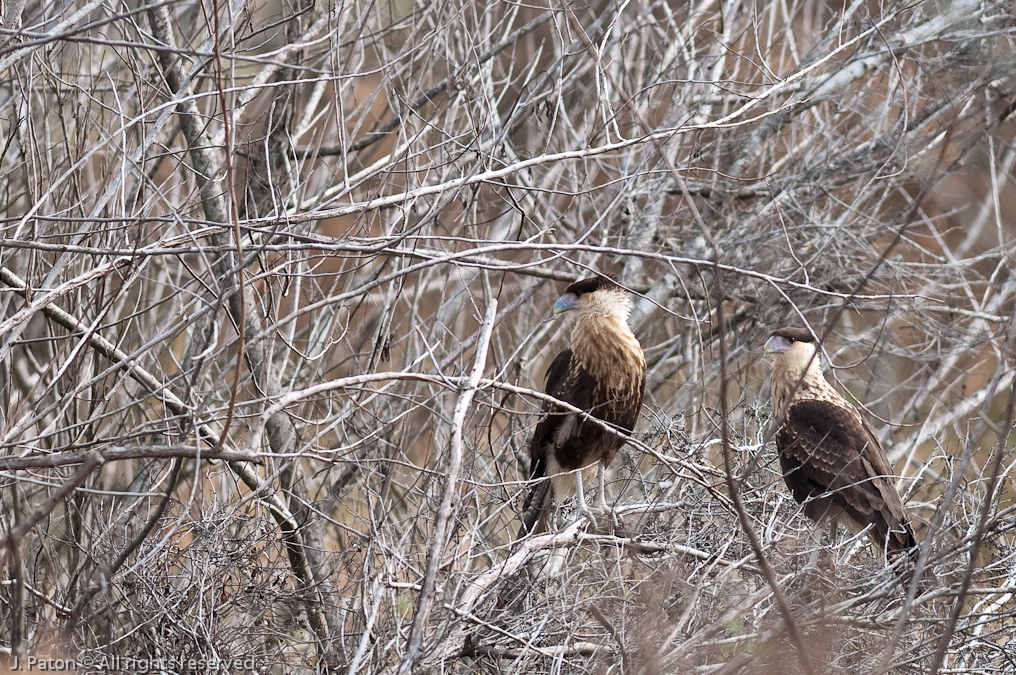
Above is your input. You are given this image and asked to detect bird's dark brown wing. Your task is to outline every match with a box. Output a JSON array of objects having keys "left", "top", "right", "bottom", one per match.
[
  {"left": 527, "top": 349, "right": 594, "bottom": 470},
  {"left": 777, "top": 398, "right": 915, "bottom": 555},
  {"left": 520, "top": 349, "right": 577, "bottom": 535},
  {"left": 519, "top": 349, "right": 644, "bottom": 535}
]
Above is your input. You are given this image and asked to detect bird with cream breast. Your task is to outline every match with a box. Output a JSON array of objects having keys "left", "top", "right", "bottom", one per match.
[
  {"left": 519, "top": 275, "right": 646, "bottom": 536},
  {"left": 764, "top": 327, "right": 916, "bottom": 560}
]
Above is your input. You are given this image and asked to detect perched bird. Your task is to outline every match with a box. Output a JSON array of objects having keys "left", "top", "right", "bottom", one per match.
[
  {"left": 519, "top": 275, "right": 646, "bottom": 536},
  {"left": 764, "top": 327, "right": 916, "bottom": 560}
]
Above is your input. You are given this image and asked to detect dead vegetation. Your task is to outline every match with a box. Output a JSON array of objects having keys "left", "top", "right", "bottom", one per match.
[{"left": 0, "top": 0, "right": 1015, "bottom": 672}]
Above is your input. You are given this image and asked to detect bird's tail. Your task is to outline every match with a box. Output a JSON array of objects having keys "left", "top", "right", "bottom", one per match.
[
  {"left": 519, "top": 460, "right": 552, "bottom": 538},
  {"left": 886, "top": 521, "right": 937, "bottom": 591},
  {"left": 887, "top": 521, "right": 917, "bottom": 558},
  {"left": 870, "top": 485, "right": 919, "bottom": 563}
]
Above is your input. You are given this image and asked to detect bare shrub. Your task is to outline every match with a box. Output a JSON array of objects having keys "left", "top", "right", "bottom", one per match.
[{"left": 0, "top": 0, "right": 1014, "bottom": 672}]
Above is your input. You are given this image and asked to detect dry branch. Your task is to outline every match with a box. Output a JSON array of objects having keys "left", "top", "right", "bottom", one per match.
[{"left": 0, "top": 0, "right": 1014, "bottom": 671}]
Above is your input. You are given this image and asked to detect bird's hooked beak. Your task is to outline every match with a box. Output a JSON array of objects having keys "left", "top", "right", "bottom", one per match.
[
  {"left": 553, "top": 292, "right": 581, "bottom": 315},
  {"left": 764, "top": 335, "right": 791, "bottom": 355}
]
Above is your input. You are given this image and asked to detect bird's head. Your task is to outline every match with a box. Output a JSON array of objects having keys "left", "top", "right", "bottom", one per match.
[
  {"left": 553, "top": 275, "right": 630, "bottom": 321},
  {"left": 764, "top": 326, "right": 820, "bottom": 377}
]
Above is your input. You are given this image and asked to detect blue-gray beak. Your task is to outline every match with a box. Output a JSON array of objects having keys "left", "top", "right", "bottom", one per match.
[
  {"left": 764, "top": 335, "right": 789, "bottom": 355},
  {"left": 553, "top": 292, "right": 580, "bottom": 315}
]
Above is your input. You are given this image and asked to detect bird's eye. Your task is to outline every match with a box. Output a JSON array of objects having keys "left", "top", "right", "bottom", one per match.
[{"left": 787, "top": 337, "right": 795, "bottom": 343}]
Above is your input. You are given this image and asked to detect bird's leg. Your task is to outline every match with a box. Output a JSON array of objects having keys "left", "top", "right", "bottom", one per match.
[
  {"left": 595, "top": 461, "right": 621, "bottom": 532},
  {"left": 822, "top": 520, "right": 838, "bottom": 572},
  {"left": 596, "top": 460, "right": 609, "bottom": 512},
  {"left": 572, "top": 470, "right": 598, "bottom": 529},
  {"left": 805, "top": 528, "right": 823, "bottom": 571},
  {"left": 803, "top": 520, "right": 837, "bottom": 581}
]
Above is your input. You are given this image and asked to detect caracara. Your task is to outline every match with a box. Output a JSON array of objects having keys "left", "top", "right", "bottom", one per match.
[
  {"left": 764, "top": 327, "right": 916, "bottom": 560},
  {"left": 518, "top": 276, "right": 646, "bottom": 536}
]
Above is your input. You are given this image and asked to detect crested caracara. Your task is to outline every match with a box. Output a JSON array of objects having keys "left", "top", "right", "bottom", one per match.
[
  {"left": 519, "top": 276, "right": 646, "bottom": 536},
  {"left": 764, "top": 327, "right": 916, "bottom": 560}
]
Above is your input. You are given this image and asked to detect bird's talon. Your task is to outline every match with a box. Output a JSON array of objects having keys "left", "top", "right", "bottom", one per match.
[{"left": 572, "top": 507, "right": 598, "bottom": 530}]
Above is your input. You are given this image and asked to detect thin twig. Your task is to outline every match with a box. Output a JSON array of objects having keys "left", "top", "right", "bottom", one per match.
[{"left": 397, "top": 297, "right": 498, "bottom": 675}]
